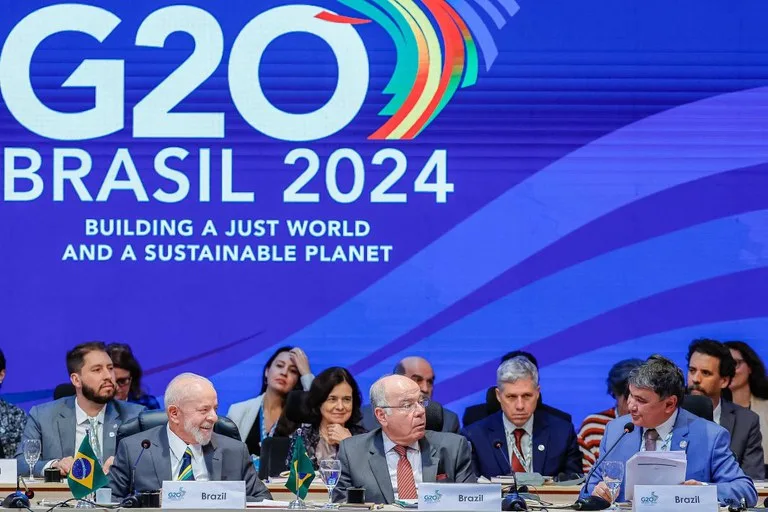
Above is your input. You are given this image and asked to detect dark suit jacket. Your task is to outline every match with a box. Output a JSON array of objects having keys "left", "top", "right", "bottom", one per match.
[
  {"left": 109, "top": 424, "right": 271, "bottom": 501},
  {"left": 360, "top": 405, "right": 460, "bottom": 433},
  {"left": 15, "top": 396, "right": 145, "bottom": 477},
  {"left": 332, "top": 429, "right": 476, "bottom": 504},
  {"left": 720, "top": 400, "right": 765, "bottom": 479},
  {"left": 461, "top": 410, "right": 581, "bottom": 478}
]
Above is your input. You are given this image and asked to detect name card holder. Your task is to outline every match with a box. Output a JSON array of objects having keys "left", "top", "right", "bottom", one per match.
[
  {"left": 418, "top": 483, "right": 502, "bottom": 511},
  {"left": 0, "top": 460, "right": 17, "bottom": 484},
  {"left": 162, "top": 480, "right": 246, "bottom": 509},
  {"left": 632, "top": 484, "right": 718, "bottom": 512}
]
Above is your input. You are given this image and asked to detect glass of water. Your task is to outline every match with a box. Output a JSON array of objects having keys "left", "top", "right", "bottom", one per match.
[
  {"left": 23, "top": 439, "right": 41, "bottom": 481},
  {"left": 602, "top": 461, "right": 624, "bottom": 508},
  {"left": 319, "top": 458, "right": 342, "bottom": 508}
]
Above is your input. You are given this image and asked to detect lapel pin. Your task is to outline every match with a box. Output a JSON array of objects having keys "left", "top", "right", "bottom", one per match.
[
  {"left": 679, "top": 440, "right": 687, "bottom": 449},
  {"left": 537, "top": 444, "right": 545, "bottom": 452},
  {"left": 109, "top": 432, "right": 116, "bottom": 438}
]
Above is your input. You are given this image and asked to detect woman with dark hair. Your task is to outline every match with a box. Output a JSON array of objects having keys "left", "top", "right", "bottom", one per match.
[
  {"left": 106, "top": 343, "right": 161, "bottom": 410},
  {"left": 725, "top": 341, "right": 768, "bottom": 469},
  {"left": 282, "top": 367, "right": 366, "bottom": 469},
  {"left": 0, "top": 348, "right": 26, "bottom": 459},
  {"left": 227, "top": 346, "right": 314, "bottom": 456}
]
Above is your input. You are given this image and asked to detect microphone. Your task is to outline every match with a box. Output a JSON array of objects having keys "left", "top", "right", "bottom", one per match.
[
  {"left": 121, "top": 439, "right": 151, "bottom": 508},
  {"left": 494, "top": 440, "right": 527, "bottom": 512},
  {"left": 572, "top": 422, "right": 635, "bottom": 511},
  {"left": 1, "top": 475, "right": 34, "bottom": 508}
]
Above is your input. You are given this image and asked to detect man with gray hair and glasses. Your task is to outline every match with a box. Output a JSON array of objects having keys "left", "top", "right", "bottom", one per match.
[
  {"left": 582, "top": 355, "right": 758, "bottom": 508},
  {"left": 461, "top": 356, "right": 581, "bottom": 479},
  {"left": 333, "top": 374, "right": 475, "bottom": 504}
]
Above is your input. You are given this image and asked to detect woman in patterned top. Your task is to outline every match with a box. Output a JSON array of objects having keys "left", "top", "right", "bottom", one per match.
[
  {"left": 281, "top": 367, "right": 367, "bottom": 469},
  {"left": 106, "top": 343, "right": 161, "bottom": 410},
  {"left": 0, "top": 348, "right": 27, "bottom": 458}
]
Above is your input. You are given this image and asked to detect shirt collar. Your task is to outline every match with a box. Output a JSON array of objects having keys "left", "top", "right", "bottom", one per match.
[
  {"left": 381, "top": 430, "right": 419, "bottom": 454},
  {"left": 646, "top": 408, "right": 678, "bottom": 441},
  {"left": 713, "top": 400, "right": 722, "bottom": 425},
  {"left": 74, "top": 398, "right": 106, "bottom": 426},
  {"left": 502, "top": 411, "right": 534, "bottom": 438},
  {"left": 166, "top": 424, "right": 204, "bottom": 461}
]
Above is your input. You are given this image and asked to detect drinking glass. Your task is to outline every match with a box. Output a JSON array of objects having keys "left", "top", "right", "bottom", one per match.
[
  {"left": 602, "top": 461, "right": 624, "bottom": 508},
  {"left": 23, "top": 439, "right": 41, "bottom": 481},
  {"left": 319, "top": 459, "right": 342, "bottom": 508}
]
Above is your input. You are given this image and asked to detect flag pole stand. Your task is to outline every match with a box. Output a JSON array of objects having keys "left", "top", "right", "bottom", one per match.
[
  {"left": 288, "top": 497, "right": 308, "bottom": 509},
  {"left": 75, "top": 494, "right": 96, "bottom": 508}
]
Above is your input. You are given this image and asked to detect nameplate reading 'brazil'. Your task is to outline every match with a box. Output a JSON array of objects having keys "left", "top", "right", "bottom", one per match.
[
  {"left": 418, "top": 483, "right": 502, "bottom": 511},
  {"left": 162, "top": 480, "right": 246, "bottom": 509},
  {"left": 632, "top": 484, "right": 717, "bottom": 512}
]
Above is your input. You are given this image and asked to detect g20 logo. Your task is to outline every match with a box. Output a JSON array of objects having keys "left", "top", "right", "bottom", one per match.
[{"left": 166, "top": 487, "right": 187, "bottom": 501}]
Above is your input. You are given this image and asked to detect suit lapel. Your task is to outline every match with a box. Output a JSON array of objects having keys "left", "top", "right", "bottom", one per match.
[
  {"left": 532, "top": 412, "right": 549, "bottom": 474},
  {"left": 419, "top": 435, "right": 439, "bottom": 482},
  {"left": 671, "top": 409, "right": 690, "bottom": 454},
  {"left": 151, "top": 427, "right": 173, "bottom": 483},
  {"left": 58, "top": 398, "right": 77, "bottom": 456},
  {"left": 487, "top": 413, "right": 510, "bottom": 476},
  {"left": 103, "top": 402, "right": 121, "bottom": 459},
  {"left": 719, "top": 401, "right": 735, "bottom": 433},
  {"left": 368, "top": 432, "right": 394, "bottom": 503},
  {"left": 204, "top": 437, "right": 223, "bottom": 480}
]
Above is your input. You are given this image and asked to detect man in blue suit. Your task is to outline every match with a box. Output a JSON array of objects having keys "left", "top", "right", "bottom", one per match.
[
  {"left": 583, "top": 355, "right": 757, "bottom": 507},
  {"left": 461, "top": 356, "right": 581, "bottom": 478}
]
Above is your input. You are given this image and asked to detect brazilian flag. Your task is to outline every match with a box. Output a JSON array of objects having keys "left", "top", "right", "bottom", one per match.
[
  {"left": 285, "top": 436, "right": 315, "bottom": 499},
  {"left": 67, "top": 435, "right": 109, "bottom": 500}
]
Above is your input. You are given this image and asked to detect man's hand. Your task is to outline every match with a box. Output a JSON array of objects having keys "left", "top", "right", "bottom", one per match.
[
  {"left": 682, "top": 479, "right": 704, "bottom": 485},
  {"left": 325, "top": 424, "right": 352, "bottom": 445},
  {"left": 54, "top": 457, "right": 75, "bottom": 476},
  {"left": 102, "top": 456, "right": 115, "bottom": 474},
  {"left": 289, "top": 348, "right": 312, "bottom": 376},
  {"left": 591, "top": 481, "right": 614, "bottom": 503}
]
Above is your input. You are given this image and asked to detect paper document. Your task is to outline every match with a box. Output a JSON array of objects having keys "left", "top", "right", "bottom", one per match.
[
  {"left": 625, "top": 451, "right": 687, "bottom": 501},
  {"left": 246, "top": 499, "right": 292, "bottom": 508}
]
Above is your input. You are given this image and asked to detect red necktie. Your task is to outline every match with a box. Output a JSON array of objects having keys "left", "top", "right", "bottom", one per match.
[
  {"left": 511, "top": 428, "right": 526, "bottom": 473},
  {"left": 394, "top": 445, "right": 418, "bottom": 499}
]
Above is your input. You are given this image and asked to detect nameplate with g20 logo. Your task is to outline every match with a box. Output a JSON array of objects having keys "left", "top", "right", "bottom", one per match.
[
  {"left": 418, "top": 483, "right": 502, "bottom": 511},
  {"left": 632, "top": 484, "right": 718, "bottom": 512},
  {"left": 0, "top": 460, "right": 17, "bottom": 484},
  {"left": 162, "top": 480, "right": 246, "bottom": 509}
]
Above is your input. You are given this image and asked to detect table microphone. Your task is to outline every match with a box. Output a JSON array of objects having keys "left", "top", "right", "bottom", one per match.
[
  {"left": 121, "top": 439, "right": 152, "bottom": 508},
  {"left": 1, "top": 475, "right": 34, "bottom": 508},
  {"left": 572, "top": 422, "right": 635, "bottom": 511},
  {"left": 493, "top": 440, "right": 527, "bottom": 511}
]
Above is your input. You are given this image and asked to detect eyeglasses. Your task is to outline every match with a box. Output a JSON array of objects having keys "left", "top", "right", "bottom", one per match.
[
  {"left": 116, "top": 377, "right": 132, "bottom": 387},
  {"left": 378, "top": 398, "right": 430, "bottom": 413}
]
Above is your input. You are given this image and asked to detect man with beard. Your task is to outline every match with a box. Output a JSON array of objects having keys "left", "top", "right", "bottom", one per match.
[
  {"left": 16, "top": 342, "right": 145, "bottom": 477},
  {"left": 109, "top": 373, "right": 271, "bottom": 501}
]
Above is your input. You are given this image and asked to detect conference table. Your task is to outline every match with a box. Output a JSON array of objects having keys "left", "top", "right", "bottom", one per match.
[{"left": 3, "top": 480, "right": 767, "bottom": 509}]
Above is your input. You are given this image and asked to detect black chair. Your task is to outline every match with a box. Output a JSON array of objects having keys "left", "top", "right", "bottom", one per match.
[
  {"left": 116, "top": 410, "right": 241, "bottom": 445},
  {"left": 284, "top": 390, "right": 310, "bottom": 424},
  {"left": 53, "top": 383, "right": 76, "bottom": 400},
  {"left": 681, "top": 394, "right": 714, "bottom": 421},
  {"left": 258, "top": 436, "right": 291, "bottom": 480},
  {"left": 425, "top": 400, "right": 444, "bottom": 431}
]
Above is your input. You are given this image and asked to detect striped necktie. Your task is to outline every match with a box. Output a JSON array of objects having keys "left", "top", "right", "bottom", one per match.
[{"left": 177, "top": 447, "right": 195, "bottom": 481}]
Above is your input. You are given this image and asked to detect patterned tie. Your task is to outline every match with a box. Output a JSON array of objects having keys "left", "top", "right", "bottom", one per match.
[
  {"left": 644, "top": 429, "right": 659, "bottom": 452},
  {"left": 177, "top": 447, "right": 195, "bottom": 481},
  {"left": 394, "top": 445, "right": 417, "bottom": 499},
  {"left": 87, "top": 418, "right": 102, "bottom": 462},
  {"left": 511, "top": 428, "right": 526, "bottom": 473}
]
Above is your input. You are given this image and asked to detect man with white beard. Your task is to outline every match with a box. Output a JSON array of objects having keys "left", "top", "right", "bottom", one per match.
[{"left": 109, "top": 373, "right": 271, "bottom": 501}]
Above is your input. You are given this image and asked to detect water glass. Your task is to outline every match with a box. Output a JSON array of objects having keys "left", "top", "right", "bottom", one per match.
[
  {"left": 23, "top": 439, "right": 42, "bottom": 481},
  {"left": 319, "top": 458, "right": 341, "bottom": 508},
  {"left": 602, "top": 461, "right": 624, "bottom": 507}
]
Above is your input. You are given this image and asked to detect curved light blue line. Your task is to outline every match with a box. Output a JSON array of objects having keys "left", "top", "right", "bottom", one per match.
[
  {"left": 218, "top": 87, "right": 768, "bottom": 409},
  {"left": 446, "top": 0, "right": 499, "bottom": 70},
  {"left": 493, "top": 0, "right": 520, "bottom": 18},
  {"left": 352, "top": 210, "right": 768, "bottom": 389},
  {"left": 470, "top": 0, "right": 506, "bottom": 29}
]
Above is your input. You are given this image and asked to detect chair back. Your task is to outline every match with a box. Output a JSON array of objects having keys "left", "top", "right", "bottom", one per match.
[
  {"left": 259, "top": 436, "right": 291, "bottom": 480},
  {"left": 116, "top": 410, "right": 241, "bottom": 445}
]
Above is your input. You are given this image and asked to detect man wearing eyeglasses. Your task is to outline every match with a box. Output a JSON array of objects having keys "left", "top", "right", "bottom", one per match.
[
  {"left": 461, "top": 356, "right": 581, "bottom": 479},
  {"left": 333, "top": 375, "right": 476, "bottom": 504}
]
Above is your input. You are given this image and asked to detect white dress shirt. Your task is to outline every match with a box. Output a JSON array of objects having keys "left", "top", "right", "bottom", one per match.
[
  {"left": 640, "top": 409, "right": 678, "bottom": 452},
  {"left": 503, "top": 413, "right": 534, "bottom": 472},
  {"left": 167, "top": 425, "right": 209, "bottom": 481},
  {"left": 74, "top": 399, "right": 106, "bottom": 459},
  {"left": 382, "top": 431, "right": 422, "bottom": 500},
  {"left": 713, "top": 400, "right": 722, "bottom": 425}
]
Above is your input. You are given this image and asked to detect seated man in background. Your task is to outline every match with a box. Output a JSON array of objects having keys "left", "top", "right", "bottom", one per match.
[
  {"left": 461, "top": 356, "right": 581, "bottom": 479},
  {"left": 110, "top": 373, "right": 271, "bottom": 501},
  {"left": 361, "top": 356, "right": 460, "bottom": 433},
  {"left": 577, "top": 359, "right": 643, "bottom": 473},
  {"left": 334, "top": 375, "right": 475, "bottom": 504},
  {"left": 687, "top": 338, "right": 764, "bottom": 479},
  {"left": 16, "top": 342, "right": 145, "bottom": 477},
  {"left": 584, "top": 355, "right": 757, "bottom": 507}
]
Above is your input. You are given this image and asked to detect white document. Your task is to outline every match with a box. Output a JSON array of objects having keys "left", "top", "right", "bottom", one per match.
[
  {"left": 625, "top": 451, "right": 687, "bottom": 501},
  {"left": 246, "top": 499, "right": 292, "bottom": 508},
  {"left": 0, "top": 460, "right": 17, "bottom": 484}
]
